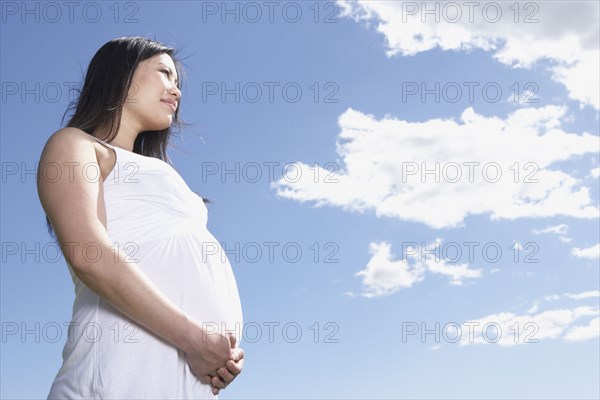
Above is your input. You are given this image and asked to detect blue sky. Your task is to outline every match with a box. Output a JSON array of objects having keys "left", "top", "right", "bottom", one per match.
[{"left": 1, "top": 1, "right": 599, "bottom": 399}]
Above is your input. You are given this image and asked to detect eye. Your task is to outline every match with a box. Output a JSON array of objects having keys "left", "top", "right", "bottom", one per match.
[{"left": 160, "top": 68, "right": 179, "bottom": 87}]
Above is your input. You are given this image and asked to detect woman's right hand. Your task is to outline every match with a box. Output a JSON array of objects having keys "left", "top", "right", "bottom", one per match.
[
  {"left": 183, "top": 320, "right": 239, "bottom": 386},
  {"left": 209, "top": 337, "right": 245, "bottom": 395}
]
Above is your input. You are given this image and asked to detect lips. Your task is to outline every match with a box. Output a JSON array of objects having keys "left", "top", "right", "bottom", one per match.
[{"left": 161, "top": 99, "right": 177, "bottom": 112}]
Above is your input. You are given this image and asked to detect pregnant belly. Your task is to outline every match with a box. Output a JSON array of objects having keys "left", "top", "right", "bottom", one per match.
[{"left": 135, "top": 230, "right": 244, "bottom": 342}]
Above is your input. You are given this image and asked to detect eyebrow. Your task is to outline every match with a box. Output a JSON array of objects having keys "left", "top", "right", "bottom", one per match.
[{"left": 158, "top": 62, "right": 179, "bottom": 85}]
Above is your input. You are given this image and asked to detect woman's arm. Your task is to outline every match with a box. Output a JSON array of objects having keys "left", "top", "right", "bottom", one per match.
[{"left": 36, "top": 128, "right": 234, "bottom": 383}]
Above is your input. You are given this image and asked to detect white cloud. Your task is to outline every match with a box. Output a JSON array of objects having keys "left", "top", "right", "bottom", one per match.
[
  {"left": 512, "top": 271, "right": 535, "bottom": 277},
  {"left": 425, "top": 258, "right": 483, "bottom": 286},
  {"left": 353, "top": 241, "right": 426, "bottom": 297},
  {"left": 590, "top": 167, "right": 600, "bottom": 179},
  {"left": 507, "top": 89, "right": 538, "bottom": 107},
  {"left": 271, "top": 106, "right": 599, "bottom": 229},
  {"left": 351, "top": 240, "right": 482, "bottom": 297},
  {"left": 527, "top": 303, "right": 540, "bottom": 314},
  {"left": 512, "top": 241, "right": 524, "bottom": 251},
  {"left": 544, "top": 294, "right": 561, "bottom": 302},
  {"left": 337, "top": 0, "right": 600, "bottom": 109},
  {"left": 565, "top": 290, "right": 600, "bottom": 300},
  {"left": 470, "top": 291, "right": 600, "bottom": 345},
  {"left": 571, "top": 243, "right": 600, "bottom": 259},
  {"left": 564, "top": 317, "right": 600, "bottom": 342},
  {"left": 532, "top": 224, "right": 568, "bottom": 235},
  {"left": 457, "top": 305, "right": 599, "bottom": 346},
  {"left": 531, "top": 223, "right": 572, "bottom": 242},
  {"left": 539, "top": 290, "right": 599, "bottom": 303}
]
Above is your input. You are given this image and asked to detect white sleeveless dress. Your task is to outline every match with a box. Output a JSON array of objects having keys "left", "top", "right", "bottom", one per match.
[{"left": 47, "top": 136, "right": 244, "bottom": 399}]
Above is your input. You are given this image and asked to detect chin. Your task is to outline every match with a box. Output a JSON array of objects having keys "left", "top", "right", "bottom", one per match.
[{"left": 149, "top": 118, "right": 174, "bottom": 131}]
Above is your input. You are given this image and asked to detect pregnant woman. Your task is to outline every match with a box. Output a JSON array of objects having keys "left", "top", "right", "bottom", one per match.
[{"left": 36, "top": 36, "right": 244, "bottom": 398}]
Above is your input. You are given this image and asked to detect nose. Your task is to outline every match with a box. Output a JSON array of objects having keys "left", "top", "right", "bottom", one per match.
[{"left": 169, "top": 83, "right": 181, "bottom": 101}]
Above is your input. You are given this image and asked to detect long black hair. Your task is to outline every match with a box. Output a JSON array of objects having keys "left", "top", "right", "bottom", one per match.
[{"left": 45, "top": 36, "right": 210, "bottom": 238}]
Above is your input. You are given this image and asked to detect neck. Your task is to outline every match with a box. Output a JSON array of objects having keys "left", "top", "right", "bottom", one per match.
[{"left": 93, "top": 122, "right": 140, "bottom": 152}]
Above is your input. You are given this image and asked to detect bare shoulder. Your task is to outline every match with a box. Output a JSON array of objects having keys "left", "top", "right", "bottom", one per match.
[
  {"left": 39, "top": 128, "right": 114, "bottom": 179},
  {"left": 37, "top": 128, "right": 97, "bottom": 189},
  {"left": 40, "top": 127, "right": 97, "bottom": 159}
]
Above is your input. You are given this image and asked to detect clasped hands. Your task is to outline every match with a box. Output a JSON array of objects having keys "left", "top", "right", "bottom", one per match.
[{"left": 184, "top": 331, "right": 245, "bottom": 396}]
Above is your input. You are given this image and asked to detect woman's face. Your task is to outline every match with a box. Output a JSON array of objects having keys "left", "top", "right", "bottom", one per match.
[{"left": 123, "top": 53, "right": 181, "bottom": 132}]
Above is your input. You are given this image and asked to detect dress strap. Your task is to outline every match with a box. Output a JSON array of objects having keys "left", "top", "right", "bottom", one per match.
[{"left": 89, "top": 135, "right": 116, "bottom": 151}]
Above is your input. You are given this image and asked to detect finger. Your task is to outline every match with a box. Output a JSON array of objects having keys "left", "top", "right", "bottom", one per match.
[
  {"left": 225, "top": 358, "right": 244, "bottom": 375},
  {"left": 232, "top": 347, "right": 245, "bottom": 362},
  {"left": 217, "top": 367, "right": 235, "bottom": 383},
  {"left": 200, "top": 374, "right": 212, "bottom": 385},
  {"left": 212, "top": 386, "right": 220, "bottom": 396},
  {"left": 211, "top": 375, "right": 227, "bottom": 390},
  {"left": 229, "top": 334, "right": 237, "bottom": 348}
]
